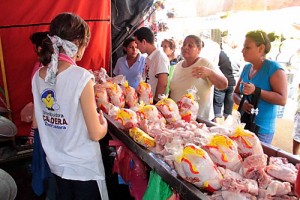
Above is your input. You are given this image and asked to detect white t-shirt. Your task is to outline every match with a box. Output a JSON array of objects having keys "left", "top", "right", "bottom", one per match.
[
  {"left": 144, "top": 48, "right": 169, "bottom": 95},
  {"left": 170, "top": 58, "right": 220, "bottom": 120},
  {"left": 32, "top": 65, "right": 108, "bottom": 199}
]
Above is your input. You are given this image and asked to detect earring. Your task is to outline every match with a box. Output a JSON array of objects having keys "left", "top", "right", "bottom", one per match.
[{"left": 77, "top": 54, "right": 82, "bottom": 59}]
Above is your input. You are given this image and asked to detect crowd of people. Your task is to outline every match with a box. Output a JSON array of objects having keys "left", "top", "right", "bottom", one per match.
[{"left": 14, "top": 10, "right": 300, "bottom": 200}]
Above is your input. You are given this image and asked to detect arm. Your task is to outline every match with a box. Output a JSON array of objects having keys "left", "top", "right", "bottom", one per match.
[
  {"left": 242, "top": 69, "right": 287, "bottom": 106},
  {"left": 80, "top": 79, "right": 107, "bottom": 141},
  {"left": 192, "top": 66, "right": 228, "bottom": 90},
  {"left": 232, "top": 77, "right": 243, "bottom": 105},
  {"left": 207, "top": 69, "right": 228, "bottom": 90},
  {"left": 154, "top": 73, "right": 168, "bottom": 102},
  {"left": 232, "top": 77, "right": 254, "bottom": 114}
]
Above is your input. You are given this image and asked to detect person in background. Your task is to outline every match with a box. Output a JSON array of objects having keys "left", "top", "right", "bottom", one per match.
[
  {"left": 133, "top": 27, "right": 169, "bottom": 102},
  {"left": 113, "top": 37, "right": 146, "bottom": 89},
  {"left": 21, "top": 31, "right": 49, "bottom": 145},
  {"left": 292, "top": 48, "right": 300, "bottom": 155},
  {"left": 161, "top": 38, "right": 181, "bottom": 95},
  {"left": 30, "top": 32, "right": 49, "bottom": 78},
  {"left": 199, "top": 33, "right": 220, "bottom": 68},
  {"left": 32, "top": 13, "right": 108, "bottom": 200},
  {"left": 233, "top": 30, "right": 287, "bottom": 144},
  {"left": 161, "top": 38, "right": 181, "bottom": 65},
  {"left": 213, "top": 41, "right": 241, "bottom": 122},
  {"left": 293, "top": 83, "right": 300, "bottom": 155},
  {"left": 169, "top": 35, "right": 228, "bottom": 120}
]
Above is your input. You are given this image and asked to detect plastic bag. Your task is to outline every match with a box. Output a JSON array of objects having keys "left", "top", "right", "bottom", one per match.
[
  {"left": 110, "top": 140, "right": 148, "bottom": 200},
  {"left": 143, "top": 170, "right": 173, "bottom": 200}
]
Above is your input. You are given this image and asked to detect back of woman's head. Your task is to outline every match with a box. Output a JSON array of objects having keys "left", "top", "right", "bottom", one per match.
[
  {"left": 30, "top": 31, "right": 49, "bottom": 49},
  {"left": 39, "top": 12, "right": 90, "bottom": 66},
  {"left": 246, "top": 30, "right": 273, "bottom": 54}
]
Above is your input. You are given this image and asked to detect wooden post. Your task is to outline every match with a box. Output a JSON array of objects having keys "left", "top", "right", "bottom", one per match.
[{"left": 0, "top": 36, "right": 12, "bottom": 120}]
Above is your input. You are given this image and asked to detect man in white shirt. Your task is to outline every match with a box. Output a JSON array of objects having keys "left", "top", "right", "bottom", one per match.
[{"left": 134, "top": 27, "right": 170, "bottom": 102}]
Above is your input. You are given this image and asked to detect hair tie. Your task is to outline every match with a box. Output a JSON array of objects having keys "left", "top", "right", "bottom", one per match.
[{"left": 45, "top": 35, "right": 78, "bottom": 85}]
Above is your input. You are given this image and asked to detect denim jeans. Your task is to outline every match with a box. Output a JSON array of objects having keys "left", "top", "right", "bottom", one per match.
[
  {"left": 213, "top": 86, "right": 234, "bottom": 118},
  {"left": 257, "top": 132, "right": 274, "bottom": 144}
]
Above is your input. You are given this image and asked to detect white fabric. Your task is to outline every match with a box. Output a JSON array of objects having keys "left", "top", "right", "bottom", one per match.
[
  {"left": 45, "top": 35, "right": 78, "bottom": 85},
  {"left": 170, "top": 58, "right": 221, "bottom": 120},
  {"left": 144, "top": 48, "right": 169, "bottom": 95},
  {"left": 32, "top": 65, "right": 108, "bottom": 199}
]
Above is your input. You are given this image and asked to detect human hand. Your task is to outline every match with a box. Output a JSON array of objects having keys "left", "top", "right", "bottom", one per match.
[
  {"left": 241, "top": 82, "right": 255, "bottom": 95},
  {"left": 243, "top": 100, "right": 254, "bottom": 114},
  {"left": 98, "top": 110, "right": 108, "bottom": 129},
  {"left": 192, "top": 66, "right": 211, "bottom": 78}
]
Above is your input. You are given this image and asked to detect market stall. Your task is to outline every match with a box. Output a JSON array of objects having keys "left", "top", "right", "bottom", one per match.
[
  {"left": 106, "top": 112, "right": 300, "bottom": 199},
  {"left": 106, "top": 113, "right": 209, "bottom": 200}
]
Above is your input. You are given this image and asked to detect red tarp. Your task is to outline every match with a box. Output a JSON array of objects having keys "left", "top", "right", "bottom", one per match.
[{"left": 0, "top": 0, "right": 111, "bottom": 136}]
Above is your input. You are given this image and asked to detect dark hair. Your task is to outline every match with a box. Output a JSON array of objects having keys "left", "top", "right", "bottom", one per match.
[
  {"left": 30, "top": 31, "right": 49, "bottom": 49},
  {"left": 246, "top": 30, "right": 274, "bottom": 54},
  {"left": 122, "top": 37, "right": 135, "bottom": 54},
  {"left": 184, "top": 35, "right": 202, "bottom": 48},
  {"left": 133, "top": 27, "right": 154, "bottom": 44},
  {"left": 161, "top": 39, "right": 176, "bottom": 50},
  {"left": 38, "top": 12, "right": 91, "bottom": 66}
]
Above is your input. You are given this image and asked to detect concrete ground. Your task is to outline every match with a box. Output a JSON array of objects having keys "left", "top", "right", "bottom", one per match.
[{"left": 272, "top": 98, "right": 297, "bottom": 154}]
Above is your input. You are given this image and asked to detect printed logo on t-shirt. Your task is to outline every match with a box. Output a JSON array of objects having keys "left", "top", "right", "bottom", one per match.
[{"left": 41, "top": 89, "right": 68, "bottom": 130}]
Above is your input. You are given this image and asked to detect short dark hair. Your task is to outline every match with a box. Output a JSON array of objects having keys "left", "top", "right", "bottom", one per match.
[{"left": 133, "top": 27, "right": 154, "bottom": 44}]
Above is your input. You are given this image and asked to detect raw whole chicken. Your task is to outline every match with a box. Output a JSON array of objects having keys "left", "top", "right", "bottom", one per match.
[
  {"left": 177, "top": 87, "right": 199, "bottom": 122},
  {"left": 155, "top": 95, "right": 182, "bottom": 124},
  {"left": 122, "top": 81, "right": 138, "bottom": 108},
  {"left": 105, "top": 82, "right": 125, "bottom": 108},
  {"left": 136, "top": 81, "right": 153, "bottom": 105},
  {"left": 174, "top": 144, "right": 222, "bottom": 192},
  {"left": 94, "top": 83, "right": 110, "bottom": 113},
  {"left": 202, "top": 133, "right": 242, "bottom": 172},
  {"left": 229, "top": 126, "right": 264, "bottom": 158},
  {"left": 108, "top": 106, "right": 138, "bottom": 129}
]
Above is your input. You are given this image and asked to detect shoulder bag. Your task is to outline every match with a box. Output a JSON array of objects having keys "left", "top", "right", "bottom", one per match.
[{"left": 237, "top": 87, "right": 261, "bottom": 135}]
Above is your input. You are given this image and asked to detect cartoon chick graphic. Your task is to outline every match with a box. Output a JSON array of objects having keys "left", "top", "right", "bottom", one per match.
[{"left": 42, "top": 91, "right": 54, "bottom": 111}]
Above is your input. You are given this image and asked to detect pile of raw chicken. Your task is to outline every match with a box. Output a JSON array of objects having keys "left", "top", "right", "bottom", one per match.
[{"left": 92, "top": 69, "right": 299, "bottom": 200}]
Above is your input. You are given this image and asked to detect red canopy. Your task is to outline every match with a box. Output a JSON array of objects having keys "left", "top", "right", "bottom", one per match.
[{"left": 0, "top": 0, "right": 111, "bottom": 136}]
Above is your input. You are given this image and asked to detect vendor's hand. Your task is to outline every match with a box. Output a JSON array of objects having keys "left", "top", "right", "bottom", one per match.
[
  {"left": 241, "top": 82, "right": 255, "bottom": 95},
  {"left": 243, "top": 100, "right": 254, "bottom": 114},
  {"left": 192, "top": 66, "right": 211, "bottom": 78}
]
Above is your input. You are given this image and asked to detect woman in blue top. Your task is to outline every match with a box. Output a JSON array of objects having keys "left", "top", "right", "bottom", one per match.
[
  {"left": 113, "top": 37, "right": 146, "bottom": 89},
  {"left": 233, "top": 30, "right": 287, "bottom": 144}
]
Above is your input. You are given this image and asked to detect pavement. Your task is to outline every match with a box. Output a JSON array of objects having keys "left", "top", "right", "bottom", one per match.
[{"left": 272, "top": 97, "right": 297, "bottom": 154}]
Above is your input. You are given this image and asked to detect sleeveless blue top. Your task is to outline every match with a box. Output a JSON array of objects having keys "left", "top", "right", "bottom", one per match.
[{"left": 239, "top": 59, "right": 282, "bottom": 134}]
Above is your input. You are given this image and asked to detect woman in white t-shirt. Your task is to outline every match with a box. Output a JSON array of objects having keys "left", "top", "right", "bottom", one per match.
[{"left": 169, "top": 35, "right": 228, "bottom": 120}]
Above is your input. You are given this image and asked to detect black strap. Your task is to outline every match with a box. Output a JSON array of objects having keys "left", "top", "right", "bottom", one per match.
[{"left": 237, "top": 87, "right": 261, "bottom": 119}]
